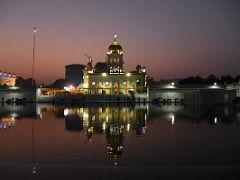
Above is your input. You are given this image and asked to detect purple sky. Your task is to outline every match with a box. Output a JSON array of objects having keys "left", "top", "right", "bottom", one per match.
[{"left": 0, "top": 0, "right": 240, "bottom": 84}]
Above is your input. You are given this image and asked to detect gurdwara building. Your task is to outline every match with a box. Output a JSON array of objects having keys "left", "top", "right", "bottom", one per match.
[{"left": 82, "top": 34, "right": 148, "bottom": 96}]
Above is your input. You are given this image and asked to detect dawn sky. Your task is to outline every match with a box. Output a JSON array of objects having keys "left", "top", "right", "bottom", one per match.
[{"left": 0, "top": 0, "right": 239, "bottom": 84}]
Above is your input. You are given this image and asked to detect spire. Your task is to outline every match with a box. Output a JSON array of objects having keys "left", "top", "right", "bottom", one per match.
[
  {"left": 114, "top": 33, "right": 118, "bottom": 41},
  {"left": 33, "top": 27, "right": 37, "bottom": 34}
]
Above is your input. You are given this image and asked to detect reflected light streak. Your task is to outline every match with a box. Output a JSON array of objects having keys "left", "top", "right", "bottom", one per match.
[
  {"left": 127, "top": 123, "right": 130, "bottom": 131},
  {"left": 168, "top": 114, "right": 175, "bottom": 125},
  {"left": 64, "top": 108, "right": 69, "bottom": 116},
  {"left": 102, "top": 122, "right": 106, "bottom": 132},
  {"left": 214, "top": 117, "right": 217, "bottom": 124}
]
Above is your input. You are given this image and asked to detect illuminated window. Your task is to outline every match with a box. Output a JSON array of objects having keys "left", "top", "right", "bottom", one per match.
[
  {"left": 98, "top": 108, "right": 102, "bottom": 113},
  {"left": 106, "top": 82, "right": 109, "bottom": 86},
  {"left": 114, "top": 82, "right": 118, "bottom": 87},
  {"left": 98, "top": 82, "right": 103, "bottom": 87},
  {"left": 92, "top": 82, "right": 95, "bottom": 85},
  {"left": 123, "top": 82, "right": 127, "bottom": 86}
]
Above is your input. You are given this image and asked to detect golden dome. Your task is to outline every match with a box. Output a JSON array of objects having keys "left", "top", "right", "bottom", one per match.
[{"left": 108, "top": 34, "right": 123, "bottom": 52}]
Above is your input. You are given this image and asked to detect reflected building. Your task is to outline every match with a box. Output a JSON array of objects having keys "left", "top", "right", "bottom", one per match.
[
  {"left": 0, "top": 104, "right": 37, "bottom": 119},
  {"left": 36, "top": 104, "right": 239, "bottom": 164},
  {"left": 62, "top": 105, "right": 148, "bottom": 135},
  {"left": 135, "top": 108, "right": 148, "bottom": 136},
  {"left": 149, "top": 104, "right": 240, "bottom": 126},
  {"left": 0, "top": 117, "right": 16, "bottom": 129},
  {"left": 81, "top": 106, "right": 148, "bottom": 135},
  {"left": 60, "top": 105, "right": 149, "bottom": 165},
  {"left": 182, "top": 105, "right": 238, "bottom": 125},
  {"left": 106, "top": 124, "right": 124, "bottom": 166},
  {"left": 0, "top": 104, "right": 38, "bottom": 130},
  {"left": 2, "top": 103, "right": 239, "bottom": 169},
  {"left": 65, "top": 113, "right": 83, "bottom": 132}
]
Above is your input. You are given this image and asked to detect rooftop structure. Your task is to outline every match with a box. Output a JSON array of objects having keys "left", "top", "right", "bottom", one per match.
[
  {"left": 0, "top": 71, "right": 17, "bottom": 87},
  {"left": 81, "top": 34, "right": 148, "bottom": 98}
]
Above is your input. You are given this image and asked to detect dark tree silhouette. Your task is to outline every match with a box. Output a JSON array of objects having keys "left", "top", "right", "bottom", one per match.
[
  {"left": 94, "top": 62, "right": 108, "bottom": 73},
  {"left": 48, "top": 78, "right": 66, "bottom": 88},
  {"left": 220, "top": 75, "right": 234, "bottom": 85},
  {"left": 205, "top": 74, "right": 219, "bottom": 84}
]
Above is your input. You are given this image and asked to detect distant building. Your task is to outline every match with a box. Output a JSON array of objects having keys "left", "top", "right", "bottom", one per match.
[
  {"left": 150, "top": 82, "right": 236, "bottom": 105},
  {"left": 94, "top": 62, "right": 108, "bottom": 73},
  {"left": 0, "top": 71, "right": 16, "bottom": 87},
  {"left": 15, "top": 78, "right": 33, "bottom": 88},
  {"left": 227, "top": 83, "right": 240, "bottom": 97},
  {"left": 65, "top": 64, "right": 85, "bottom": 87}
]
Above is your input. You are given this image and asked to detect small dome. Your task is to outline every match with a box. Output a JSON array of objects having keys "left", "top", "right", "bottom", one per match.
[
  {"left": 108, "top": 43, "right": 122, "bottom": 51},
  {"left": 108, "top": 34, "right": 123, "bottom": 52}
]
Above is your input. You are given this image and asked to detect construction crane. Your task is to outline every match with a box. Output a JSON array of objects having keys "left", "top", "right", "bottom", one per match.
[
  {"left": 84, "top": 53, "right": 93, "bottom": 62},
  {"left": 83, "top": 53, "right": 94, "bottom": 73}
]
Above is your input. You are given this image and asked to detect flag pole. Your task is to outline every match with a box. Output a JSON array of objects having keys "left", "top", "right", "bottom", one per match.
[{"left": 32, "top": 27, "right": 37, "bottom": 87}]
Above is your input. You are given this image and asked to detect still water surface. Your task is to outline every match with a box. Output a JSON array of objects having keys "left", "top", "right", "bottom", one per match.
[{"left": 0, "top": 104, "right": 240, "bottom": 179}]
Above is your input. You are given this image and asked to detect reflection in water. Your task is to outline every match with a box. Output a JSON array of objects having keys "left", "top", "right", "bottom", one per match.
[
  {"left": 0, "top": 103, "right": 38, "bottom": 130},
  {"left": 0, "top": 103, "right": 36, "bottom": 130},
  {"left": 65, "top": 113, "right": 83, "bottom": 132},
  {"left": 149, "top": 104, "right": 240, "bottom": 126},
  {"left": 0, "top": 104, "right": 38, "bottom": 175},
  {"left": 0, "top": 103, "right": 239, "bottom": 170},
  {"left": 106, "top": 125, "right": 124, "bottom": 166},
  {"left": 1, "top": 103, "right": 239, "bottom": 131},
  {"left": 32, "top": 118, "right": 37, "bottom": 176},
  {"left": 0, "top": 117, "right": 16, "bottom": 129},
  {"left": 63, "top": 106, "right": 148, "bottom": 135},
  {"left": 63, "top": 105, "right": 149, "bottom": 165},
  {"left": 170, "top": 114, "right": 175, "bottom": 125},
  {"left": 0, "top": 103, "right": 37, "bottom": 119}
]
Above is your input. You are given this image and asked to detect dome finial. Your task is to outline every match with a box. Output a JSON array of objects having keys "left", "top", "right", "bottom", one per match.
[{"left": 114, "top": 33, "right": 118, "bottom": 41}]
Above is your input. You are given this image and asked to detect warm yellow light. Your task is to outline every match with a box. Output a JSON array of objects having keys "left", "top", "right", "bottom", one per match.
[
  {"left": 83, "top": 83, "right": 88, "bottom": 88},
  {"left": 127, "top": 123, "right": 130, "bottom": 131},
  {"left": 64, "top": 85, "right": 75, "bottom": 91},
  {"left": 83, "top": 112, "right": 89, "bottom": 120}
]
